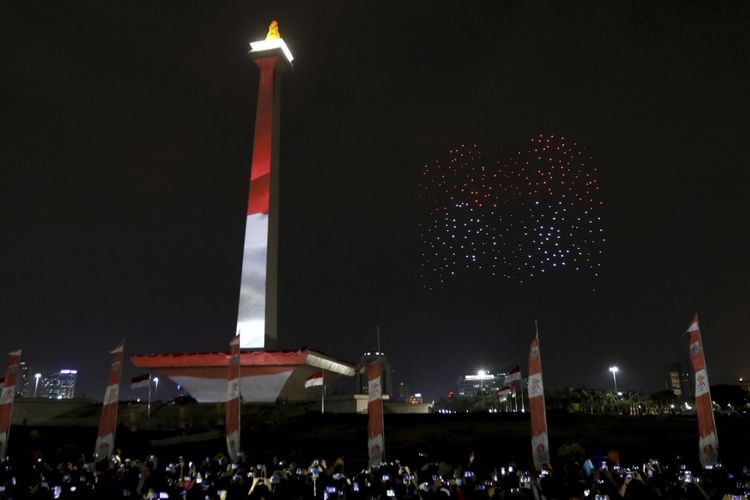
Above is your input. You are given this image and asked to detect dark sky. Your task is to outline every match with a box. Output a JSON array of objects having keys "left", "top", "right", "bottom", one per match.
[{"left": 3, "top": 1, "right": 750, "bottom": 401}]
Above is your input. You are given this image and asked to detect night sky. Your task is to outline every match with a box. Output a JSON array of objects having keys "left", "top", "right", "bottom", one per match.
[{"left": 3, "top": 2, "right": 750, "bottom": 401}]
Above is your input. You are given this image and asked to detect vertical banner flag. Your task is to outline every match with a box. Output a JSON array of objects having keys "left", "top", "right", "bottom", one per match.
[
  {"left": 687, "top": 314, "right": 719, "bottom": 466},
  {"left": 0, "top": 349, "right": 22, "bottom": 461},
  {"left": 367, "top": 362, "right": 385, "bottom": 467},
  {"left": 95, "top": 341, "right": 124, "bottom": 460},
  {"left": 528, "top": 321, "right": 550, "bottom": 470},
  {"left": 226, "top": 335, "right": 241, "bottom": 461}
]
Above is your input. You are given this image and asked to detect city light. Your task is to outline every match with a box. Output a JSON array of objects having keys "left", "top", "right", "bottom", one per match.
[
  {"left": 34, "top": 373, "right": 42, "bottom": 398},
  {"left": 608, "top": 366, "right": 619, "bottom": 393}
]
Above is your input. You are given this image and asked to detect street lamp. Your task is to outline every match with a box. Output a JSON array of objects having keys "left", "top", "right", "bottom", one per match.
[
  {"left": 153, "top": 376, "right": 159, "bottom": 401},
  {"left": 34, "top": 373, "right": 42, "bottom": 398},
  {"left": 609, "top": 366, "right": 619, "bottom": 394}
]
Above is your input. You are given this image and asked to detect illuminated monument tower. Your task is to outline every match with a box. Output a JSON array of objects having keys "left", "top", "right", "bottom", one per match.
[
  {"left": 132, "top": 22, "right": 355, "bottom": 402},
  {"left": 238, "top": 20, "right": 293, "bottom": 350}
]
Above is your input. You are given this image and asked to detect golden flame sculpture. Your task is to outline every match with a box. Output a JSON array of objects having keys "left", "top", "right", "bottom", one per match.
[{"left": 266, "top": 20, "right": 281, "bottom": 40}]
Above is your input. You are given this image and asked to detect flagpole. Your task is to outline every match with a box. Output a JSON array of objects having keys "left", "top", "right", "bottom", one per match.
[
  {"left": 320, "top": 379, "right": 326, "bottom": 415},
  {"left": 147, "top": 373, "right": 152, "bottom": 423}
]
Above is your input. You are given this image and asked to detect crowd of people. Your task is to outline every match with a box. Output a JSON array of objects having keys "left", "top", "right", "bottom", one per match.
[{"left": 1, "top": 447, "right": 749, "bottom": 499}]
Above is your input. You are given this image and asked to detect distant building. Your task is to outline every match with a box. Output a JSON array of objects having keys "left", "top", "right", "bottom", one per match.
[
  {"left": 457, "top": 370, "right": 508, "bottom": 396},
  {"left": 16, "top": 361, "right": 30, "bottom": 397},
  {"left": 408, "top": 393, "right": 424, "bottom": 404},
  {"left": 397, "top": 381, "right": 410, "bottom": 402},
  {"left": 738, "top": 377, "right": 750, "bottom": 393},
  {"left": 356, "top": 352, "right": 394, "bottom": 396},
  {"left": 668, "top": 361, "right": 692, "bottom": 404},
  {"left": 41, "top": 370, "right": 78, "bottom": 399}
]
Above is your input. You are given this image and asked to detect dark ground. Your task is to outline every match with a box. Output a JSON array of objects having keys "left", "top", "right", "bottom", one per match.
[{"left": 9, "top": 411, "right": 750, "bottom": 471}]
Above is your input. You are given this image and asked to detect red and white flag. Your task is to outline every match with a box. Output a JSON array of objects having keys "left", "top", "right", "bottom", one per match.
[
  {"left": 528, "top": 321, "right": 550, "bottom": 470},
  {"left": 95, "top": 341, "right": 124, "bottom": 460},
  {"left": 305, "top": 371, "right": 324, "bottom": 388},
  {"left": 367, "top": 361, "right": 385, "bottom": 467},
  {"left": 506, "top": 365, "right": 522, "bottom": 384},
  {"left": 225, "top": 335, "right": 241, "bottom": 461},
  {"left": 130, "top": 373, "right": 150, "bottom": 390},
  {"left": 687, "top": 314, "right": 719, "bottom": 466},
  {"left": 0, "top": 349, "right": 22, "bottom": 461}
]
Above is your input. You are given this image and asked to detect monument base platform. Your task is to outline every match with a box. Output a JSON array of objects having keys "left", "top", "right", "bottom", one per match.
[{"left": 131, "top": 349, "right": 356, "bottom": 403}]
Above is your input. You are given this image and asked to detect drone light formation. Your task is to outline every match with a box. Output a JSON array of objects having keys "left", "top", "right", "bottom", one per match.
[{"left": 418, "top": 133, "right": 605, "bottom": 291}]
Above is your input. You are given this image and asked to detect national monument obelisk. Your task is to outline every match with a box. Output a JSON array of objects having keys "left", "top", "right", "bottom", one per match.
[
  {"left": 237, "top": 20, "right": 293, "bottom": 350},
  {"left": 132, "top": 22, "right": 355, "bottom": 403}
]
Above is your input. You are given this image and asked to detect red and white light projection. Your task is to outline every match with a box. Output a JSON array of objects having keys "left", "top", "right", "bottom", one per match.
[{"left": 237, "top": 23, "right": 293, "bottom": 348}]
